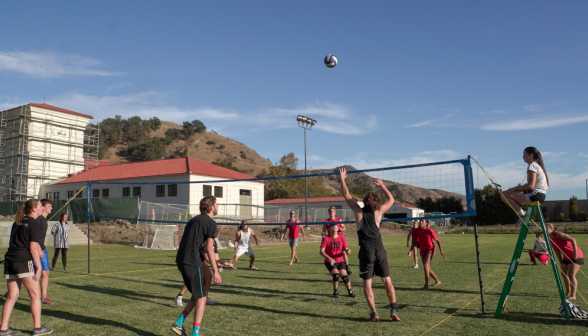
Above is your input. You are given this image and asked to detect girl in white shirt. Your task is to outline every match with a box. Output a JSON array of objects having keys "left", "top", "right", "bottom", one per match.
[{"left": 501, "top": 147, "right": 549, "bottom": 226}]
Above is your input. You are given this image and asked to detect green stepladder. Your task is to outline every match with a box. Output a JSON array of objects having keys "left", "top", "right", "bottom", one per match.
[{"left": 494, "top": 201, "right": 570, "bottom": 322}]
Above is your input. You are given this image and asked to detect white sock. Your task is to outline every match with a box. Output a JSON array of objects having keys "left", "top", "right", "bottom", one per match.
[{"left": 517, "top": 209, "right": 525, "bottom": 217}]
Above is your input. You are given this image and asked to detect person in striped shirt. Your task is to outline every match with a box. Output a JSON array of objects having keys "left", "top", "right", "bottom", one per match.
[{"left": 51, "top": 213, "right": 69, "bottom": 271}]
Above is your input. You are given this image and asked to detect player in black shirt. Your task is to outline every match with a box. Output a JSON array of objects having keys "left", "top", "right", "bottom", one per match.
[
  {"left": 37, "top": 199, "right": 54, "bottom": 306},
  {"left": 339, "top": 167, "right": 400, "bottom": 322},
  {"left": 1, "top": 199, "right": 53, "bottom": 335},
  {"left": 171, "top": 196, "right": 221, "bottom": 336}
]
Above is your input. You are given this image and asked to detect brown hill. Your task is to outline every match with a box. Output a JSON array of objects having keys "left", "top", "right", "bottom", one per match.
[{"left": 100, "top": 121, "right": 272, "bottom": 176}]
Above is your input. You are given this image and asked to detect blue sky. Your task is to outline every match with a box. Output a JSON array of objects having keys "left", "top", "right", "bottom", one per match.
[{"left": 1, "top": 1, "right": 587, "bottom": 201}]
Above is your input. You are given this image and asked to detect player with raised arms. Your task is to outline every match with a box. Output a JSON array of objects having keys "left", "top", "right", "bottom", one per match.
[
  {"left": 280, "top": 211, "right": 306, "bottom": 265},
  {"left": 500, "top": 147, "right": 549, "bottom": 226},
  {"left": 322, "top": 206, "right": 352, "bottom": 275},
  {"left": 320, "top": 223, "right": 357, "bottom": 299},
  {"left": 228, "top": 220, "right": 260, "bottom": 270},
  {"left": 171, "top": 196, "right": 221, "bottom": 336},
  {"left": 407, "top": 220, "right": 420, "bottom": 269},
  {"left": 339, "top": 167, "right": 400, "bottom": 322},
  {"left": 411, "top": 219, "right": 446, "bottom": 289}
]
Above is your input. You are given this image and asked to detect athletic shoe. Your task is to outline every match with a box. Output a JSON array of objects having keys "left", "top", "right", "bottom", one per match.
[
  {"left": 332, "top": 290, "right": 339, "bottom": 299},
  {"left": 0, "top": 327, "right": 21, "bottom": 335},
  {"left": 174, "top": 295, "right": 183, "bottom": 307},
  {"left": 514, "top": 219, "right": 523, "bottom": 227},
  {"left": 369, "top": 311, "right": 380, "bottom": 322},
  {"left": 218, "top": 267, "right": 223, "bottom": 272},
  {"left": 249, "top": 266, "right": 258, "bottom": 270},
  {"left": 390, "top": 309, "right": 400, "bottom": 321},
  {"left": 412, "top": 264, "right": 419, "bottom": 269},
  {"left": 348, "top": 291, "right": 357, "bottom": 298},
  {"left": 42, "top": 298, "right": 54, "bottom": 306},
  {"left": 32, "top": 325, "right": 52, "bottom": 335},
  {"left": 170, "top": 323, "right": 187, "bottom": 336},
  {"left": 206, "top": 297, "right": 216, "bottom": 305}
]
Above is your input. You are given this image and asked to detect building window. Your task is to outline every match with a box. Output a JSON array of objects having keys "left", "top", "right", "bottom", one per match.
[
  {"left": 45, "top": 192, "right": 51, "bottom": 199},
  {"left": 76, "top": 190, "right": 83, "bottom": 198},
  {"left": 53, "top": 192, "right": 60, "bottom": 200},
  {"left": 168, "top": 184, "right": 177, "bottom": 197},
  {"left": 214, "top": 186, "right": 223, "bottom": 198},
  {"left": 133, "top": 187, "right": 141, "bottom": 198},
  {"left": 240, "top": 189, "right": 251, "bottom": 196},
  {"left": 67, "top": 191, "right": 74, "bottom": 199},
  {"left": 156, "top": 185, "right": 165, "bottom": 197},
  {"left": 102, "top": 189, "right": 110, "bottom": 198},
  {"left": 203, "top": 185, "right": 212, "bottom": 197},
  {"left": 122, "top": 187, "right": 131, "bottom": 197},
  {"left": 93, "top": 189, "right": 100, "bottom": 198}
]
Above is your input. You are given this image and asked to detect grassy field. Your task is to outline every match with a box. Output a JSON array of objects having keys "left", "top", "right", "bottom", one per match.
[{"left": 1, "top": 234, "right": 587, "bottom": 335}]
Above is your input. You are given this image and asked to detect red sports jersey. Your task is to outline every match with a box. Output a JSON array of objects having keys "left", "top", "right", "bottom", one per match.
[
  {"left": 320, "top": 235, "right": 348, "bottom": 263},
  {"left": 324, "top": 217, "right": 342, "bottom": 236},
  {"left": 416, "top": 227, "right": 438, "bottom": 251},
  {"left": 287, "top": 219, "right": 299, "bottom": 239}
]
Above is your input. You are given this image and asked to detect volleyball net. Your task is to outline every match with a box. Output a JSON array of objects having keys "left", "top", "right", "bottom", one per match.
[{"left": 85, "top": 157, "right": 476, "bottom": 226}]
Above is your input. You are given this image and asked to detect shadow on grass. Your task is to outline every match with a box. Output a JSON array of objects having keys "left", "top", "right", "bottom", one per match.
[
  {"left": 6, "top": 301, "right": 159, "bottom": 336},
  {"left": 57, "top": 283, "right": 171, "bottom": 307},
  {"left": 215, "top": 284, "right": 326, "bottom": 298},
  {"left": 236, "top": 275, "right": 323, "bottom": 283},
  {"left": 129, "top": 262, "right": 176, "bottom": 266},
  {"left": 459, "top": 311, "right": 578, "bottom": 326}
]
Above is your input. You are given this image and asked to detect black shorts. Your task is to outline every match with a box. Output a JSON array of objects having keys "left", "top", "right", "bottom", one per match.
[
  {"left": 4, "top": 260, "right": 34, "bottom": 279},
  {"left": 412, "top": 242, "right": 420, "bottom": 249},
  {"left": 324, "top": 261, "right": 346, "bottom": 273},
  {"left": 358, "top": 245, "right": 390, "bottom": 280},
  {"left": 562, "top": 258, "right": 585, "bottom": 265},
  {"left": 177, "top": 263, "right": 207, "bottom": 299},
  {"left": 524, "top": 190, "right": 546, "bottom": 203}
]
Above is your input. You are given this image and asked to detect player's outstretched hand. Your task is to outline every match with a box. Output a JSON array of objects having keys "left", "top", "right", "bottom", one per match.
[
  {"left": 373, "top": 178, "right": 384, "bottom": 188},
  {"left": 339, "top": 167, "right": 347, "bottom": 180},
  {"left": 408, "top": 251, "right": 412, "bottom": 257},
  {"left": 303, "top": 237, "right": 306, "bottom": 242},
  {"left": 214, "top": 272, "right": 221, "bottom": 284},
  {"left": 256, "top": 242, "right": 260, "bottom": 247},
  {"left": 442, "top": 253, "right": 447, "bottom": 260},
  {"left": 346, "top": 248, "right": 351, "bottom": 255}
]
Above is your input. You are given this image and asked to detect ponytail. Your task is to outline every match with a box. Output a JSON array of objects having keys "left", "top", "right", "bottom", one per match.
[
  {"left": 524, "top": 147, "right": 549, "bottom": 186},
  {"left": 15, "top": 199, "right": 39, "bottom": 226}
]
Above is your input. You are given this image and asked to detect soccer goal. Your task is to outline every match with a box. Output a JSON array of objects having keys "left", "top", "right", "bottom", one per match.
[{"left": 135, "top": 224, "right": 180, "bottom": 250}]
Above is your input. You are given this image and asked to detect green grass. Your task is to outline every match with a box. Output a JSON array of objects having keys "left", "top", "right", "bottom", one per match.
[{"left": 1, "top": 235, "right": 588, "bottom": 335}]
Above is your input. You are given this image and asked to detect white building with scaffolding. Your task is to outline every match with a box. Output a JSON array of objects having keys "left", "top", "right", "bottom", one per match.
[{"left": 0, "top": 103, "right": 99, "bottom": 201}]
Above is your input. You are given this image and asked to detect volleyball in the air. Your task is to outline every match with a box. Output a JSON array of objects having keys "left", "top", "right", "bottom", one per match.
[{"left": 324, "top": 54, "right": 337, "bottom": 68}]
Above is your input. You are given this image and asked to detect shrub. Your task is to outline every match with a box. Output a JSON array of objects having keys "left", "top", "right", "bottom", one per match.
[
  {"left": 218, "top": 144, "right": 225, "bottom": 150},
  {"left": 579, "top": 212, "right": 587, "bottom": 221},
  {"left": 557, "top": 212, "right": 567, "bottom": 222},
  {"left": 240, "top": 151, "right": 247, "bottom": 159},
  {"left": 206, "top": 141, "right": 215, "bottom": 145}
]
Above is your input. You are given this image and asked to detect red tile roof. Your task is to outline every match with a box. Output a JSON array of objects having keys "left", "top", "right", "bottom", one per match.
[
  {"left": 84, "top": 160, "right": 115, "bottom": 170},
  {"left": 265, "top": 196, "right": 363, "bottom": 205},
  {"left": 28, "top": 103, "right": 94, "bottom": 119},
  {"left": 57, "top": 157, "right": 259, "bottom": 184}
]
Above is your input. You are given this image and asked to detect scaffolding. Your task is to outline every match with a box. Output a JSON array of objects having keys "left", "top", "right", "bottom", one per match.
[{"left": 0, "top": 104, "right": 99, "bottom": 201}]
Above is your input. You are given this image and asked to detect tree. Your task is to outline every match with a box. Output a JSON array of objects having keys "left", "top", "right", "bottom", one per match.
[
  {"left": 473, "top": 185, "right": 518, "bottom": 225},
  {"left": 553, "top": 201, "right": 565, "bottom": 222},
  {"left": 416, "top": 196, "right": 464, "bottom": 214},
  {"left": 569, "top": 196, "right": 579, "bottom": 221},
  {"left": 182, "top": 121, "right": 195, "bottom": 139},
  {"left": 279, "top": 152, "right": 298, "bottom": 170},
  {"left": 191, "top": 120, "right": 206, "bottom": 133}
]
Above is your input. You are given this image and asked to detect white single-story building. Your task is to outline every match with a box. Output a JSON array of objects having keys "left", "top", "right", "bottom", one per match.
[
  {"left": 41, "top": 157, "right": 265, "bottom": 221},
  {"left": 264, "top": 196, "right": 424, "bottom": 223}
]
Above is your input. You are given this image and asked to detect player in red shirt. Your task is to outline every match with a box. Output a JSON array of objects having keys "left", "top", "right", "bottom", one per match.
[
  {"left": 406, "top": 220, "right": 420, "bottom": 269},
  {"left": 322, "top": 206, "right": 352, "bottom": 275},
  {"left": 410, "top": 219, "right": 446, "bottom": 289},
  {"left": 280, "top": 211, "right": 306, "bottom": 265},
  {"left": 320, "top": 223, "right": 357, "bottom": 299}
]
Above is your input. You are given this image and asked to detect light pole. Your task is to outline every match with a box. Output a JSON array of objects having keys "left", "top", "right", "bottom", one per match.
[{"left": 296, "top": 115, "right": 317, "bottom": 228}]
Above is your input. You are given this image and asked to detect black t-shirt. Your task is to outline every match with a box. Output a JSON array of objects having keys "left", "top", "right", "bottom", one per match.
[
  {"left": 36, "top": 215, "right": 48, "bottom": 250},
  {"left": 4, "top": 216, "right": 44, "bottom": 263},
  {"left": 357, "top": 211, "right": 383, "bottom": 248},
  {"left": 176, "top": 214, "right": 217, "bottom": 267},
  {"left": 199, "top": 240, "right": 218, "bottom": 262}
]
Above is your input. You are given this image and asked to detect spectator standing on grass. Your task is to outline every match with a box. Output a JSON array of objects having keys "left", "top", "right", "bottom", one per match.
[
  {"left": 36, "top": 199, "right": 54, "bottom": 306},
  {"left": 280, "top": 211, "right": 306, "bottom": 265},
  {"left": 411, "top": 219, "right": 446, "bottom": 290},
  {"left": 51, "top": 213, "right": 69, "bottom": 271},
  {"left": 338, "top": 167, "right": 400, "bottom": 322},
  {"left": 1, "top": 199, "right": 53, "bottom": 335},
  {"left": 407, "top": 220, "right": 420, "bottom": 269},
  {"left": 528, "top": 233, "right": 550, "bottom": 266}
]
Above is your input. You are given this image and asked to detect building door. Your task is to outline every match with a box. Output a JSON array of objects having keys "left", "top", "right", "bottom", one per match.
[{"left": 239, "top": 189, "right": 252, "bottom": 220}]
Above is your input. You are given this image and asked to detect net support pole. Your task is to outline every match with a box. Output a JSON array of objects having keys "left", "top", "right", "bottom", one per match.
[
  {"left": 472, "top": 216, "right": 486, "bottom": 313},
  {"left": 87, "top": 182, "right": 91, "bottom": 274},
  {"left": 304, "top": 127, "right": 308, "bottom": 229}
]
